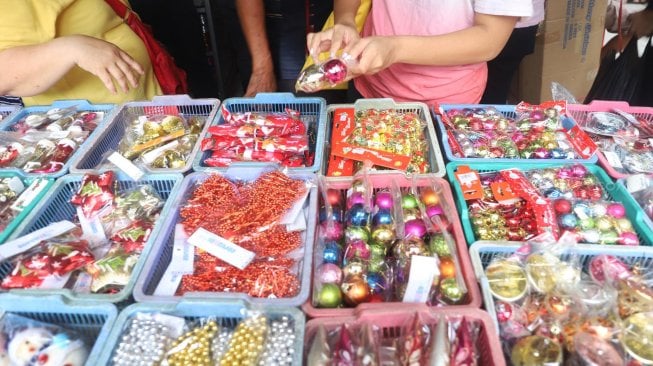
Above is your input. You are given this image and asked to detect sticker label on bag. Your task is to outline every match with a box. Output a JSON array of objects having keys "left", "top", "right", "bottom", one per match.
[
  {"left": 402, "top": 255, "right": 440, "bottom": 303},
  {"left": 141, "top": 140, "right": 180, "bottom": 165},
  {"left": 187, "top": 228, "right": 255, "bottom": 270},
  {"left": 107, "top": 151, "right": 145, "bottom": 181},
  {"left": 10, "top": 178, "right": 47, "bottom": 212},
  {"left": 77, "top": 207, "right": 107, "bottom": 248},
  {"left": 0, "top": 221, "right": 77, "bottom": 260}
]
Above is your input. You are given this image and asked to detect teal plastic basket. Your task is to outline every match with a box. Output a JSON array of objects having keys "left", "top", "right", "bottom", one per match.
[
  {"left": 71, "top": 95, "right": 219, "bottom": 175},
  {"left": 469, "top": 241, "right": 653, "bottom": 334},
  {"left": 0, "top": 100, "right": 115, "bottom": 178},
  {"left": 193, "top": 93, "right": 327, "bottom": 173},
  {"left": 0, "top": 294, "right": 117, "bottom": 366},
  {"left": 134, "top": 169, "right": 317, "bottom": 307},
  {"left": 3, "top": 172, "right": 184, "bottom": 304},
  {"left": 447, "top": 162, "right": 652, "bottom": 246},
  {"left": 96, "top": 300, "right": 305, "bottom": 365},
  {"left": 434, "top": 104, "right": 599, "bottom": 164},
  {"left": 0, "top": 172, "right": 54, "bottom": 244},
  {"left": 323, "top": 98, "right": 446, "bottom": 177}
]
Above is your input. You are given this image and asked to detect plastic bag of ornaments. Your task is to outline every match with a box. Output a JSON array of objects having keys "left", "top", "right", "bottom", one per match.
[
  {"left": 0, "top": 131, "right": 87, "bottom": 174},
  {"left": 114, "top": 113, "right": 206, "bottom": 169},
  {"left": 296, "top": 57, "right": 353, "bottom": 93},
  {"left": 200, "top": 106, "right": 311, "bottom": 167},
  {"left": 599, "top": 136, "right": 653, "bottom": 175},
  {"left": 0, "top": 313, "right": 89, "bottom": 366},
  {"left": 10, "top": 106, "right": 103, "bottom": 135},
  {"left": 625, "top": 174, "right": 653, "bottom": 223}
]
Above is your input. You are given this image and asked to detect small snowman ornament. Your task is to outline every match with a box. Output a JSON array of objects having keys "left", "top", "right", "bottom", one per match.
[
  {"left": 34, "top": 335, "right": 88, "bottom": 366},
  {"left": 7, "top": 327, "right": 53, "bottom": 366}
]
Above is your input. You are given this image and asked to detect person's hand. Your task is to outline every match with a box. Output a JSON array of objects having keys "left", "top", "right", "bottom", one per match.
[
  {"left": 307, "top": 23, "right": 360, "bottom": 62},
  {"left": 628, "top": 9, "right": 653, "bottom": 38},
  {"left": 65, "top": 35, "right": 144, "bottom": 94},
  {"left": 244, "top": 67, "right": 277, "bottom": 96},
  {"left": 344, "top": 36, "right": 397, "bottom": 76}
]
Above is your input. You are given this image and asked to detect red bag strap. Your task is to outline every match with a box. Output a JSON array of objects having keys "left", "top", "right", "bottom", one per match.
[{"left": 105, "top": 0, "right": 130, "bottom": 20}]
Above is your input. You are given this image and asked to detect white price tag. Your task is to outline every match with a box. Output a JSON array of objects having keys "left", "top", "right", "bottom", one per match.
[
  {"left": 76, "top": 207, "right": 107, "bottom": 248},
  {"left": 457, "top": 172, "right": 478, "bottom": 187},
  {"left": 0, "top": 221, "right": 76, "bottom": 260},
  {"left": 602, "top": 151, "right": 624, "bottom": 169},
  {"left": 5, "top": 177, "right": 25, "bottom": 195},
  {"left": 187, "top": 228, "right": 255, "bottom": 270},
  {"left": 39, "top": 273, "right": 72, "bottom": 289},
  {"left": 281, "top": 188, "right": 309, "bottom": 225},
  {"left": 72, "top": 272, "right": 93, "bottom": 293},
  {"left": 141, "top": 140, "right": 179, "bottom": 165},
  {"left": 170, "top": 224, "right": 194, "bottom": 274},
  {"left": 107, "top": 151, "right": 144, "bottom": 181},
  {"left": 402, "top": 255, "right": 440, "bottom": 303},
  {"left": 153, "top": 270, "right": 185, "bottom": 296}
]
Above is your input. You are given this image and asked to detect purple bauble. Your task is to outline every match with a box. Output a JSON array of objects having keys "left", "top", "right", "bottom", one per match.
[
  {"left": 571, "top": 164, "right": 588, "bottom": 178},
  {"left": 317, "top": 263, "right": 343, "bottom": 284},
  {"left": 533, "top": 147, "right": 550, "bottom": 159},
  {"left": 606, "top": 203, "right": 626, "bottom": 219},
  {"left": 404, "top": 219, "right": 427, "bottom": 238},
  {"left": 323, "top": 59, "right": 348, "bottom": 84},
  {"left": 619, "top": 231, "right": 639, "bottom": 246},
  {"left": 321, "top": 221, "right": 344, "bottom": 241},
  {"left": 344, "top": 240, "right": 371, "bottom": 261},
  {"left": 425, "top": 205, "right": 444, "bottom": 218},
  {"left": 531, "top": 110, "right": 546, "bottom": 121},
  {"left": 374, "top": 191, "right": 394, "bottom": 210},
  {"left": 347, "top": 192, "right": 366, "bottom": 209}
]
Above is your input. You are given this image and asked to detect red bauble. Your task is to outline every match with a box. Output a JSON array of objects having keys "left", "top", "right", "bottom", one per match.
[{"left": 553, "top": 199, "right": 572, "bottom": 214}]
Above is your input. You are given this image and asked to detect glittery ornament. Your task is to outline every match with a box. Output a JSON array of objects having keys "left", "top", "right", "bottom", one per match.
[
  {"left": 323, "top": 241, "right": 343, "bottom": 265},
  {"left": 344, "top": 240, "right": 371, "bottom": 262},
  {"left": 429, "top": 234, "right": 450, "bottom": 257},
  {"left": 440, "top": 278, "right": 465, "bottom": 304},
  {"left": 317, "top": 283, "right": 342, "bottom": 308},
  {"left": 404, "top": 219, "right": 427, "bottom": 239},
  {"left": 341, "top": 275, "right": 371, "bottom": 306},
  {"left": 333, "top": 324, "right": 356, "bottom": 366},
  {"left": 370, "top": 226, "right": 395, "bottom": 247},
  {"left": 402, "top": 194, "right": 419, "bottom": 210},
  {"left": 372, "top": 209, "right": 394, "bottom": 226},
  {"left": 345, "top": 226, "right": 370, "bottom": 244},
  {"left": 317, "top": 263, "right": 343, "bottom": 284},
  {"left": 347, "top": 203, "right": 370, "bottom": 227},
  {"left": 510, "top": 335, "right": 562, "bottom": 366}
]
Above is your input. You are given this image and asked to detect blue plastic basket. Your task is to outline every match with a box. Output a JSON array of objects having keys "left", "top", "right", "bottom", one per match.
[
  {"left": 323, "top": 98, "right": 446, "bottom": 177},
  {"left": 71, "top": 95, "right": 219, "bottom": 175},
  {"left": 3, "top": 172, "right": 184, "bottom": 304},
  {"left": 192, "top": 93, "right": 327, "bottom": 174},
  {"left": 134, "top": 169, "right": 317, "bottom": 307},
  {"left": 96, "top": 300, "right": 305, "bottom": 365},
  {"left": 0, "top": 100, "right": 115, "bottom": 179},
  {"left": 0, "top": 172, "right": 55, "bottom": 244},
  {"left": 447, "top": 162, "right": 653, "bottom": 246},
  {"left": 434, "top": 104, "right": 599, "bottom": 164},
  {"left": 618, "top": 178, "right": 653, "bottom": 235},
  {"left": 0, "top": 105, "right": 19, "bottom": 123},
  {"left": 0, "top": 294, "right": 117, "bottom": 366},
  {"left": 469, "top": 241, "right": 653, "bottom": 334}
]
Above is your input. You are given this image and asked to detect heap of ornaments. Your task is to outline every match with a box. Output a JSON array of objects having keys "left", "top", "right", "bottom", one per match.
[
  {"left": 467, "top": 164, "right": 640, "bottom": 245},
  {"left": 313, "top": 177, "right": 467, "bottom": 309},
  {"left": 486, "top": 241, "right": 653, "bottom": 365},
  {"left": 0, "top": 172, "right": 164, "bottom": 293},
  {"left": 110, "top": 312, "right": 297, "bottom": 366}
]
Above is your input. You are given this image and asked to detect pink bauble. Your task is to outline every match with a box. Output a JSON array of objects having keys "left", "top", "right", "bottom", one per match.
[
  {"left": 606, "top": 203, "right": 626, "bottom": 219},
  {"left": 321, "top": 221, "right": 344, "bottom": 241},
  {"left": 374, "top": 192, "right": 394, "bottom": 210},
  {"left": 426, "top": 205, "right": 444, "bottom": 218},
  {"left": 323, "top": 59, "right": 348, "bottom": 84},
  {"left": 344, "top": 240, "right": 371, "bottom": 260},
  {"left": 347, "top": 192, "right": 366, "bottom": 209},
  {"left": 571, "top": 164, "right": 588, "bottom": 178},
  {"left": 619, "top": 231, "right": 639, "bottom": 246},
  {"left": 404, "top": 219, "right": 427, "bottom": 238},
  {"left": 531, "top": 110, "right": 546, "bottom": 121},
  {"left": 317, "top": 263, "right": 343, "bottom": 284}
]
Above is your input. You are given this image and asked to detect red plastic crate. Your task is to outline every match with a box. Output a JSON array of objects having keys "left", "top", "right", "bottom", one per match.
[
  {"left": 302, "top": 174, "right": 481, "bottom": 318},
  {"left": 304, "top": 305, "right": 505, "bottom": 366},
  {"left": 568, "top": 100, "right": 653, "bottom": 179}
]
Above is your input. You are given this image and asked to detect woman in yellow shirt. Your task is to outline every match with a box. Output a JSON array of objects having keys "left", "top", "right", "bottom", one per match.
[{"left": 0, "top": 0, "right": 161, "bottom": 106}]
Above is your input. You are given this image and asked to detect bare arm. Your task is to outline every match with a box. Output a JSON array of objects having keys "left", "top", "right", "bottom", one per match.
[
  {"left": 0, "top": 35, "right": 143, "bottom": 97},
  {"left": 307, "top": 0, "right": 361, "bottom": 60},
  {"left": 344, "top": 13, "right": 518, "bottom": 76},
  {"left": 236, "top": 0, "right": 276, "bottom": 96}
]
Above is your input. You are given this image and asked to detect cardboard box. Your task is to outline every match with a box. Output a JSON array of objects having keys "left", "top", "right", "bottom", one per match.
[{"left": 514, "top": 0, "right": 608, "bottom": 103}]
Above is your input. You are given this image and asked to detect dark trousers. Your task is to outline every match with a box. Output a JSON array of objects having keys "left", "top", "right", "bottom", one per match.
[{"left": 481, "top": 25, "right": 539, "bottom": 104}]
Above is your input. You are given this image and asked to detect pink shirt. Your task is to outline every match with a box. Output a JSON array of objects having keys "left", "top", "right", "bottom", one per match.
[{"left": 354, "top": 0, "right": 533, "bottom": 105}]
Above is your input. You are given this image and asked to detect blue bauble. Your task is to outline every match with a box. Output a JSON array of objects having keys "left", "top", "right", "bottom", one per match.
[
  {"left": 572, "top": 202, "right": 591, "bottom": 218},
  {"left": 319, "top": 204, "right": 344, "bottom": 223},
  {"left": 550, "top": 148, "right": 566, "bottom": 159},
  {"left": 323, "top": 241, "right": 342, "bottom": 265},
  {"left": 366, "top": 272, "right": 387, "bottom": 295},
  {"left": 372, "top": 208, "right": 394, "bottom": 227},
  {"left": 559, "top": 213, "right": 578, "bottom": 230},
  {"left": 543, "top": 188, "right": 563, "bottom": 199},
  {"left": 347, "top": 203, "right": 370, "bottom": 227}
]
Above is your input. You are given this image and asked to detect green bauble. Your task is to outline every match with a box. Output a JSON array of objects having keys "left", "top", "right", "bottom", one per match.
[
  {"left": 316, "top": 283, "right": 342, "bottom": 308},
  {"left": 429, "top": 233, "right": 450, "bottom": 257}
]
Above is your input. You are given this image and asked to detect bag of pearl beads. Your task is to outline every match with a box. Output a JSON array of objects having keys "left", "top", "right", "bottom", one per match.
[
  {"left": 114, "top": 112, "right": 205, "bottom": 169},
  {"left": 295, "top": 56, "right": 353, "bottom": 93},
  {"left": 599, "top": 136, "right": 653, "bottom": 175},
  {"left": 0, "top": 312, "right": 89, "bottom": 366}
]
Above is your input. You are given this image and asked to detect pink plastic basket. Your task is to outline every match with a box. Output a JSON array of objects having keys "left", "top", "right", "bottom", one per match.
[
  {"left": 568, "top": 100, "right": 653, "bottom": 179},
  {"left": 302, "top": 174, "right": 481, "bottom": 318},
  {"left": 304, "top": 305, "right": 505, "bottom": 366}
]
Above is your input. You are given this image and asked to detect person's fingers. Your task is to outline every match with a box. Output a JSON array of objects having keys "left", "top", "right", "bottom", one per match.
[
  {"left": 345, "top": 38, "right": 369, "bottom": 64},
  {"left": 329, "top": 28, "right": 347, "bottom": 57},
  {"left": 115, "top": 59, "right": 139, "bottom": 89},
  {"left": 107, "top": 64, "right": 130, "bottom": 93},
  {"left": 96, "top": 70, "right": 117, "bottom": 95},
  {"left": 119, "top": 51, "right": 145, "bottom": 75}
]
